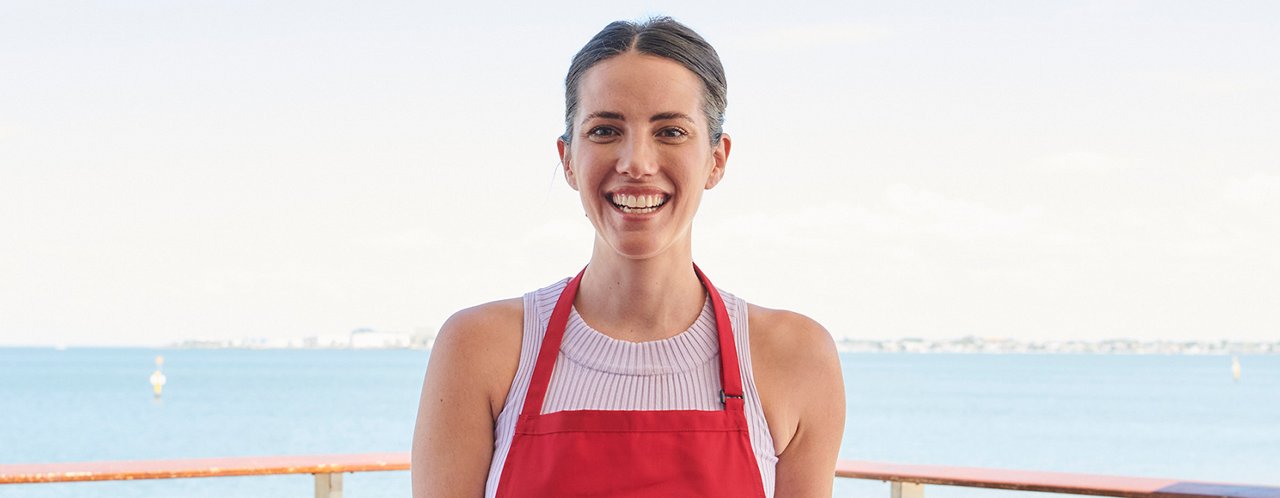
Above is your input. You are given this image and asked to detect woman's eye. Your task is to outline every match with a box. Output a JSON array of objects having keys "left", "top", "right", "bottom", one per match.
[
  {"left": 657, "top": 127, "right": 688, "bottom": 139},
  {"left": 587, "top": 127, "right": 618, "bottom": 139}
]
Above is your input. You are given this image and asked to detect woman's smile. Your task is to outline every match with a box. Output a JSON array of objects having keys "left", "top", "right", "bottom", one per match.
[{"left": 606, "top": 189, "right": 670, "bottom": 215}]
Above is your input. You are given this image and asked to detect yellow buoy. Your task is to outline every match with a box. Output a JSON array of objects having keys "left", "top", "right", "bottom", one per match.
[
  {"left": 1232, "top": 355, "right": 1242, "bottom": 383},
  {"left": 151, "top": 355, "right": 167, "bottom": 398}
]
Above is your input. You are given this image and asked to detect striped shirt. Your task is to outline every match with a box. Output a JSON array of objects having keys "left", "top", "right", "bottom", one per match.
[{"left": 484, "top": 277, "right": 778, "bottom": 497}]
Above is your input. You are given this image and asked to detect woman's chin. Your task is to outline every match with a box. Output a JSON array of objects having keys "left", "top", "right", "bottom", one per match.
[{"left": 602, "top": 236, "right": 679, "bottom": 261}]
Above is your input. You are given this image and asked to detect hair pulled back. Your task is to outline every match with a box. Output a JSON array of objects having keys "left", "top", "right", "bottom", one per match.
[{"left": 562, "top": 17, "right": 727, "bottom": 145}]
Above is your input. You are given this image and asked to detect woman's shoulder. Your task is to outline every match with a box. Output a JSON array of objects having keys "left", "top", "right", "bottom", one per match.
[
  {"left": 431, "top": 298, "right": 525, "bottom": 417},
  {"left": 434, "top": 297, "right": 525, "bottom": 363},
  {"left": 439, "top": 298, "right": 524, "bottom": 338},
  {"left": 743, "top": 302, "right": 844, "bottom": 460},
  {"left": 433, "top": 275, "right": 568, "bottom": 367},
  {"left": 745, "top": 303, "right": 837, "bottom": 361}
]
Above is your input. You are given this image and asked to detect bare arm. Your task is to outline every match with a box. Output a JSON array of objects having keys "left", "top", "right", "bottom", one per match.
[
  {"left": 412, "top": 300, "right": 522, "bottom": 498},
  {"left": 751, "top": 307, "right": 846, "bottom": 498}
]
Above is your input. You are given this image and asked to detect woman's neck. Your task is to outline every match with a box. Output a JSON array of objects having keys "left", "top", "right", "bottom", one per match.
[{"left": 575, "top": 241, "right": 707, "bottom": 343}]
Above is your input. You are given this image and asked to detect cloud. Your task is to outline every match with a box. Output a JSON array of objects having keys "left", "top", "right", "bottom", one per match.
[
  {"left": 1224, "top": 172, "right": 1280, "bottom": 206},
  {"left": 880, "top": 184, "right": 1049, "bottom": 242},
  {"left": 730, "top": 23, "right": 891, "bottom": 52},
  {"left": 1135, "top": 70, "right": 1277, "bottom": 96},
  {"left": 704, "top": 184, "right": 1062, "bottom": 253},
  {"left": 353, "top": 227, "right": 444, "bottom": 251},
  {"left": 1033, "top": 151, "right": 1132, "bottom": 173}
]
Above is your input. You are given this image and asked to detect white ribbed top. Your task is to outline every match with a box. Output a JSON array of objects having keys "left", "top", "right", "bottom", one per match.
[{"left": 484, "top": 277, "right": 778, "bottom": 497}]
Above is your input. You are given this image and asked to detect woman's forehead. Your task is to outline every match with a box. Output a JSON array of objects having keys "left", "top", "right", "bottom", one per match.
[{"left": 576, "top": 52, "right": 704, "bottom": 120}]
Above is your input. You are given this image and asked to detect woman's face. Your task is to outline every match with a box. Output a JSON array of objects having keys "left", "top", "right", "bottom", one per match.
[{"left": 559, "top": 51, "right": 730, "bottom": 261}]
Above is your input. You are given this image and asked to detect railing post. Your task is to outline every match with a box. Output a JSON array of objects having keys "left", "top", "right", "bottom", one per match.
[
  {"left": 314, "top": 472, "right": 343, "bottom": 498},
  {"left": 891, "top": 481, "right": 924, "bottom": 498}
]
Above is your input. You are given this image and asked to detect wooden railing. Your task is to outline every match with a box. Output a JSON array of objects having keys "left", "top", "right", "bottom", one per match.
[
  {"left": 834, "top": 460, "right": 1280, "bottom": 498},
  {"left": 0, "top": 453, "right": 406, "bottom": 498},
  {"left": 2, "top": 453, "right": 1278, "bottom": 498}
]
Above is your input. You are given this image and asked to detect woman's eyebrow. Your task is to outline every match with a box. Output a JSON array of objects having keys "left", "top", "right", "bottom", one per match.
[
  {"left": 650, "top": 112, "right": 694, "bottom": 123},
  {"left": 584, "top": 111, "right": 625, "bottom": 121}
]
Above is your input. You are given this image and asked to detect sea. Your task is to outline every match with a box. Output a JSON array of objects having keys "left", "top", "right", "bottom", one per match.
[{"left": 0, "top": 348, "right": 1276, "bottom": 497}]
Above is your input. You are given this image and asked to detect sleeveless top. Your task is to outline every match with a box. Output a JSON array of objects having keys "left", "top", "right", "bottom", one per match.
[{"left": 484, "top": 277, "right": 779, "bottom": 497}]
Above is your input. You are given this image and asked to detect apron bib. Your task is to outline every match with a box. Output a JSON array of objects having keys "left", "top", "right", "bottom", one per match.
[{"left": 495, "top": 264, "right": 767, "bottom": 497}]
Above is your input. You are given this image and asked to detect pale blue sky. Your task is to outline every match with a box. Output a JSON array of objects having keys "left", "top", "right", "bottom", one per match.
[{"left": 2, "top": 1, "right": 1277, "bottom": 346}]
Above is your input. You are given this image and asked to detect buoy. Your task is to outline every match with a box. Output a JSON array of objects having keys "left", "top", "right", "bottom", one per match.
[
  {"left": 1231, "top": 356, "right": 1241, "bottom": 383},
  {"left": 151, "top": 355, "right": 167, "bottom": 398}
]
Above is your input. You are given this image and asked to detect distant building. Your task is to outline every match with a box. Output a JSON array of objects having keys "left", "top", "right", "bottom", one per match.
[
  {"left": 833, "top": 336, "right": 1280, "bottom": 355},
  {"left": 349, "top": 328, "right": 410, "bottom": 349},
  {"left": 411, "top": 327, "right": 437, "bottom": 349}
]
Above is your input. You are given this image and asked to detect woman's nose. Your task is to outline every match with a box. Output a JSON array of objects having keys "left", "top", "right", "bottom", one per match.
[{"left": 616, "top": 136, "right": 659, "bottom": 178}]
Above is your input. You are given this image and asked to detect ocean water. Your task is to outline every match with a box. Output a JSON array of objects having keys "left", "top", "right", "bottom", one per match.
[{"left": 0, "top": 348, "right": 1276, "bottom": 497}]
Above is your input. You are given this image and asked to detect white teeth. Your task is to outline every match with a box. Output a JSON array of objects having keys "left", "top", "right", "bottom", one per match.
[{"left": 611, "top": 193, "right": 667, "bottom": 213}]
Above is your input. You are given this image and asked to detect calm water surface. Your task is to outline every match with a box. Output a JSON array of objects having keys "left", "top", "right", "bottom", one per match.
[{"left": 1, "top": 348, "right": 1276, "bottom": 497}]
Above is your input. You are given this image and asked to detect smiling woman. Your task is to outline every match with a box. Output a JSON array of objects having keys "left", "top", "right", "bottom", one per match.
[
  {"left": 411, "top": 17, "right": 845, "bottom": 498},
  {"left": 561, "top": 51, "right": 725, "bottom": 262}
]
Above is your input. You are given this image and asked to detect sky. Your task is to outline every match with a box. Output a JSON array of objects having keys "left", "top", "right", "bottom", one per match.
[{"left": 1, "top": 1, "right": 1277, "bottom": 346}]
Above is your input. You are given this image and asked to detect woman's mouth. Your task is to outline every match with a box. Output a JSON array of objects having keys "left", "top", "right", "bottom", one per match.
[{"left": 609, "top": 192, "right": 669, "bottom": 214}]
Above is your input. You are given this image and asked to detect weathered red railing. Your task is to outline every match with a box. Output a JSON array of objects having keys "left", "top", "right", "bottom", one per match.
[
  {"left": 2, "top": 453, "right": 1278, "bottom": 498},
  {"left": 0, "top": 453, "right": 407, "bottom": 498},
  {"left": 834, "top": 460, "right": 1280, "bottom": 498}
]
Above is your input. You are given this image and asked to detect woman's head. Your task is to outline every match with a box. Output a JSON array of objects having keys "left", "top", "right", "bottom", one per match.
[
  {"left": 557, "top": 18, "right": 731, "bottom": 261},
  {"left": 561, "top": 17, "right": 727, "bottom": 145}
]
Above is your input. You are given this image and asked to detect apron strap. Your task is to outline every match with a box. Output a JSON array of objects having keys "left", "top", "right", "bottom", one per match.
[
  {"left": 519, "top": 267, "right": 585, "bottom": 418},
  {"left": 694, "top": 263, "right": 745, "bottom": 402}
]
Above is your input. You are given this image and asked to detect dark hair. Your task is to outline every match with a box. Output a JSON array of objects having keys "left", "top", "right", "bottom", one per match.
[{"left": 562, "top": 17, "right": 727, "bottom": 145}]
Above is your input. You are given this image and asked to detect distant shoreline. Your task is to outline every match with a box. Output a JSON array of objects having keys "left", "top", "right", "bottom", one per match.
[
  {"left": 834, "top": 337, "right": 1279, "bottom": 355},
  {"left": 3, "top": 336, "right": 1277, "bottom": 355}
]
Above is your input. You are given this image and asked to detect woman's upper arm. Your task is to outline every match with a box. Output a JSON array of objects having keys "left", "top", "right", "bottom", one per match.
[
  {"left": 753, "top": 308, "right": 846, "bottom": 498},
  {"left": 411, "top": 299, "right": 522, "bottom": 498}
]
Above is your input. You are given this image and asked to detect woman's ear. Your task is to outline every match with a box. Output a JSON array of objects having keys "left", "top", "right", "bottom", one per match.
[
  {"left": 558, "top": 137, "right": 579, "bottom": 191},
  {"left": 705, "top": 133, "right": 731, "bottom": 189}
]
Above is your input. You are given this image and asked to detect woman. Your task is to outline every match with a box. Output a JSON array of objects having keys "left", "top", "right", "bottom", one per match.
[{"left": 413, "top": 17, "right": 844, "bottom": 497}]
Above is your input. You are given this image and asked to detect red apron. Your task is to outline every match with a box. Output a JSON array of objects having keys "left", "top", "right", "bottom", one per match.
[{"left": 495, "top": 264, "right": 767, "bottom": 497}]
